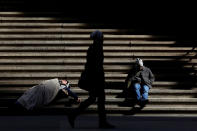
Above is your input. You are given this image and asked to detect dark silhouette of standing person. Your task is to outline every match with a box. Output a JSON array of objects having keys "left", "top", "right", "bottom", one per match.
[{"left": 68, "top": 30, "right": 115, "bottom": 129}]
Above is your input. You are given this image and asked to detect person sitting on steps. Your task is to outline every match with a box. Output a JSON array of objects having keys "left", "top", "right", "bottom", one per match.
[{"left": 126, "top": 58, "right": 155, "bottom": 108}]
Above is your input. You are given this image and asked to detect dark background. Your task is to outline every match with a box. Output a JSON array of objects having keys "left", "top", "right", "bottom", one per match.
[{"left": 0, "top": 0, "right": 196, "bottom": 38}]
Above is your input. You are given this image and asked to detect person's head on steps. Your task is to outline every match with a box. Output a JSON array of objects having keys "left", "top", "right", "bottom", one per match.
[
  {"left": 59, "top": 77, "right": 70, "bottom": 88},
  {"left": 136, "top": 58, "right": 144, "bottom": 70},
  {"left": 90, "top": 30, "right": 103, "bottom": 43}
]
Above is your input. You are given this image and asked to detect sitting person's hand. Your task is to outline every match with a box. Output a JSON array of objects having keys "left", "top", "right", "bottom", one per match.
[{"left": 134, "top": 77, "right": 141, "bottom": 83}]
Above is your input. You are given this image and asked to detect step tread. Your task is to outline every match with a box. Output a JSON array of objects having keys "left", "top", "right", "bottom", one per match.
[
  {"left": 0, "top": 80, "right": 195, "bottom": 85},
  {"left": 0, "top": 40, "right": 176, "bottom": 45},
  {"left": 0, "top": 46, "right": 195, "bottom": 51},
  {"left": 0, "top": 52, "right": 195, "bottom": 57},
  {"left": 0, "top": 34, "right": 167, "bottom": 38},
  {"left": 0, "top": 28, "right": 119, "bottom": 33},
  {"left": 0, "top": 23, "right": 87, "bottom": 27},
  {"left": 0, "top": 87, "right": 197, "bottom": 93},
  {"left": 43, "top": 104, "right": 197, "bottom": 110}
]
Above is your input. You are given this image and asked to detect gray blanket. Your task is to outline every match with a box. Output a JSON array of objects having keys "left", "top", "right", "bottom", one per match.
[{"left": 17, "top": 78, "right": 60, "bottom": 110}]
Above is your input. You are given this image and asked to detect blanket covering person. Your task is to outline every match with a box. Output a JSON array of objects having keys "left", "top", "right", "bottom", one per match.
[{"left": 17, "top": 78, "right": 64, "bottom": 110}]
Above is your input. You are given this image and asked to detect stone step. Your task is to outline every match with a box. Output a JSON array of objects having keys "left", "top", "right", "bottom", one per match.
[
  {"left": 0, "top": 72, "right": 126, "bottom": 78},
  {"left": 44, "top": 104, "right": 197, "bottom": 112},
  {"left": 0, "top": 72, "right": 195, "bottom": 79},
  {"left": 0, "top": 12, "right": 90, "bottom": 18},
  {"left": 0, "top": 46, "right": 195, "bottom": 52},
  {"left": 0, "top": 52, "right": 195, "bottom": 57},
  {"left": 1, "top": 82, "right": 197, "bottom": 89},
  {"left": 1, "top": 87, "right": 197, "bottom": 94},
  {"left": 52, "top": 98, "right": 197, "bottom": 104},
  {"left": 0, "top": 52, "right": 86, "bottom": 57},
  {"left": 0, "top": 80, "right": 194, "bottom": 86},
  {"left": 0, "top": 58, "right": 131, "bottom": 63},
  {"left": 0, "top": 40, "right": 177, "bottom": 46},
  {"left": 3, "top": 92, "right": 197, "bottom": 99},
  {"left": 0, "top": 23, "right": 127, "bottom": 34},
  {"left": 2, "top": 97, "right": 197, "bottom": 105},
  {"left": 2, "top": 106, "right": 197, "bottom": 115},
  {"left": 0, "top": 69, "right": 195, "bottom": 74},
  {"left": 0, "top": 72, "right": 195, "bottom": 80},
  {"left": 1, "top": 85, "right": 196, "bottom": 97},
  {"left": 0, "top": 72, "right": 125, "bottom": 78},
  {"left": 0, "top": 65, "right": 195, "bottom": 71},
  {"left": 0, "top": 17, "right": 77, "bottom": 22},
  {"left": 0, "top": 34, "right": 167, "bottom": 40},
  {"left": 1, "top": 87, "right": 197, "bottom": 99},
  {"left": 0, "top": 12, "right": 67, "bottom": 16},
  {"left": 0, "top": 23, "right": 88, "bottom": 28},
  {"left": 0, "top": 58, "right": 196, "bottom": 65},
  {"left": 0, "top": 28, "right": 122, "bottom": 34}
]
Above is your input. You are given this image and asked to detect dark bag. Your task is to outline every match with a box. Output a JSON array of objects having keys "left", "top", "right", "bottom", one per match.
[{"left": 78, "top": 71, "right": 91, "bottom": 91}]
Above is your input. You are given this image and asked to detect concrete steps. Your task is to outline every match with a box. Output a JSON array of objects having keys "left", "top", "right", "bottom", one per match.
[{"left": 0, "top": 11, "right": 196, "bottom": 115}]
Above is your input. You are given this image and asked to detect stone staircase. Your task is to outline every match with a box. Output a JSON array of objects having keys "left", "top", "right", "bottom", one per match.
[{"left": 0, "top": 11, "right": 196, "bottom": 116}]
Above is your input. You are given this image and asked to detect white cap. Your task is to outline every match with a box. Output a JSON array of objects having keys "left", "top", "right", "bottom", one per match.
[{"left": 136, "top": 58, "right": 143, "bottom": 66}]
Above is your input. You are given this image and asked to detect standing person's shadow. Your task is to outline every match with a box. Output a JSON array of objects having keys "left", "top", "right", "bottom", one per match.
[{"left": 68, "top": 30, "right": 115, "bottom": 129}]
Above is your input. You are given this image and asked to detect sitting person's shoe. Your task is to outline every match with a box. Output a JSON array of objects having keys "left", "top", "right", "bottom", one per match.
[
  {"left": 99, "top": 122, "right": 115, "bottom": 129},
  {"left": 67, "top": 114, "right": 76, "bottom": 128},
  {"left": 143, "top": 99, "right": 149, "bottom": 105},
  {"left": 136, "top": 99, "right": 141, "bottom": 104},
  {"left": 139, "top": 100, "right": 149, "bottom": 109}
]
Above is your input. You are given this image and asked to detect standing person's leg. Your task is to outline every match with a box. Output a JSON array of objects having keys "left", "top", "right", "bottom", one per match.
[
  {"left": 76, "top": 92, "right": 96, "bottom": 113},
  {"left": 68, "top": 91, "right": 96, "bottom": 128},
  {"left": 134, "top": 83, "right": 141, "bottom": 101},
  {"left": 97, "top": 89, "right": 106, "bottom": 124},
  {"left": 141, "top": 85, "right": 149, "bottom": 101},
  {"left": 97, "top": 89, "right": 115, "bottom": 128}
]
